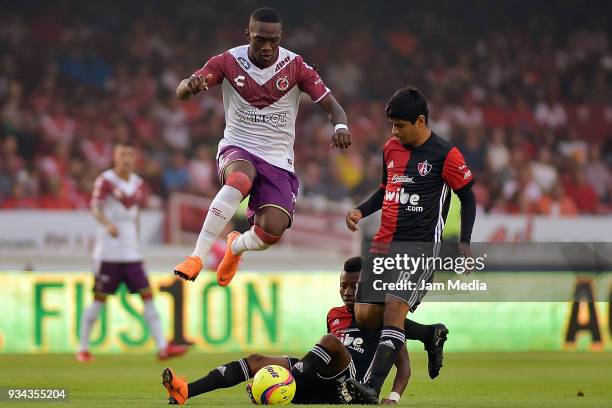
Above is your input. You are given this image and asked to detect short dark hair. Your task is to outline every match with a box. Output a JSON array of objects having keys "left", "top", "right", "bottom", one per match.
[
  {"left": 251, "top": 7, "right": 282, "bottom": 24},
  {"left": 343, "top": 256, "right": 362, "bottom": 273},
  {"left": 385, "top": 87, "right": 428, "bottom": 124}
]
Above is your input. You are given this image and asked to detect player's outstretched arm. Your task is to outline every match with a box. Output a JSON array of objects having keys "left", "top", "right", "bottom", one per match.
[
  {"left": 176, "top": 73, "right": 213, "bottom": 100},
  {"left": 317, "top": 94, "right": 351, "bottom": 149},
  {"left": 380, "top": 346, "right": 410, "bottom": 405}
]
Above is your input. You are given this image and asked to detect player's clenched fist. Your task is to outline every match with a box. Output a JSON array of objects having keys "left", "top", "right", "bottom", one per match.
[
  {"left": 187, "top": 73, "right": 212, "bottom": 94},
  {"left": 346, "top": 208, "right": 363, "bottom": 232},
  {"left": 331, "top": 128, "right": 352, "bottom": 149}
]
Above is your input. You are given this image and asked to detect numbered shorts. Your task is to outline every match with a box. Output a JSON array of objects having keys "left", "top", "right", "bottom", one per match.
[
  {"left": 217, "top": 145, "right": 299, "bottom": 227},
  {"left": 356, "top": 242, "right": 439, "bottom": 309}
]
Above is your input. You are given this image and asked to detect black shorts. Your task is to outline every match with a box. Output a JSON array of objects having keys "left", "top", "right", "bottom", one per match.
[
  {"left": 356, "top": 242, "right": 439, "bottom": 308},
  {"left": 287, "top": 357, "right": 357, "bottom": 404}
]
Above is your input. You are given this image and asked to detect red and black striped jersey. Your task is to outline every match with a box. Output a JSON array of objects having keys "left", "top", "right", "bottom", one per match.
[
  {"left": 373, "top": 132, "right": 473, "bottom": 244},
  {"left": 327, "top": 305, "right": 379, "bottom": 381}
]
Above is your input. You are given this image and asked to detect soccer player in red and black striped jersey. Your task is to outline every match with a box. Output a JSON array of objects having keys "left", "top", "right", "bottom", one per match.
[
  {"left": 344, "top": 88, "right": 476, "bottom": 404},
  {"left": 160, "top": 257, "right": 445, "bottom": 405}
]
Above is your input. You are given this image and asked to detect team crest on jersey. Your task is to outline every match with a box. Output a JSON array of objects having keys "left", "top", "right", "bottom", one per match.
[
  {"left": 417, "top": 160, "right": 432, "bottom": 176},
  {"left": 275, "top": 77, "right": 289, "bottom": 91},
  {"left": 237, "top": 56, "right": 251, "bottom": 70}
]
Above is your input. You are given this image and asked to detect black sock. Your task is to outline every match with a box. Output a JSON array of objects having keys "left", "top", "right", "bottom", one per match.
[
  {"left": 404, "top": 319, "right": 434, "bottom": 344},
  {"left": 364, "top": 326, "right": 405, "bottom": 394},
  {"left": 290, "top": 344, "right": 331, "bottom": 386},
  {"left": 187, "top": 358, "right": 250, "bottom": 397}
]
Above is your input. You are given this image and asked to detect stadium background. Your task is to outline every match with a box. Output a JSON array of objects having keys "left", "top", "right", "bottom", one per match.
[{"left": 0, "top": 0, "right": 611, "bottom": 406}]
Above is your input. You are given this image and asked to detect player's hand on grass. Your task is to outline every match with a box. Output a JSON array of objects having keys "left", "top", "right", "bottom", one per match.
[
  {"left": 187, "top": 74, "right": 212, "bottom": 95},
  {"left": 346, "top": 209, "right": 363, "bottom": 232},
  {"left": 330, "top": 128, "right": 351, "bottom": 149},
  {"left": 106, "top": 223, "right": 119, "bottom": 238},
  {"left": 380, "top": 398, "right": 397, "bottom": 405}
]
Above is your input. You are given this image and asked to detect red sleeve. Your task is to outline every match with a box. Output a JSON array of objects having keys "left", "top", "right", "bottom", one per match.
[
  {"left": 192, "top": 53, "right": 225, "bottom": 87},
  {"left": 442, "top": 147, "right": 474, "bottom": 191},
  {"left": 91, "top": 176, "right": 113, "bottom": 206},
  {"left": 297, "top": 57, "right": 330, "bottom": 102},
  {"left": 326, "top": 309, "right": 333, "bottom": 333}
]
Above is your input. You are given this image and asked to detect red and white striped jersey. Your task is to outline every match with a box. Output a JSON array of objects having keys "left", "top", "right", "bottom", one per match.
[
  {"left": 194, "top": 45, "right": 330, "bottom": 172},
  {"left": 91, "top": 169, "right": 146, "bottom": 262}
]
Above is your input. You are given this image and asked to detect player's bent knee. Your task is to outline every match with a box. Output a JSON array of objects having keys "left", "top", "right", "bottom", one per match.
[
  {"left": 254, "top": 225, "right": 281, "bottom": 245},
  {"left": 246, "top": 353, "right": 265, "bottom": 373},
  {"left": 319, "top": 333, "right": 342, "bottom": 349},
  {"left": 225, "top": 172, "right": 253, "bottom": 197}
]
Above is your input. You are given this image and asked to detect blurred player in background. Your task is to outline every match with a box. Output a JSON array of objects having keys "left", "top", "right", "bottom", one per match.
[
  {"left": 173, "top": 7, "right": 351, "bottom": 287},
  {"left": 161, "top": 257, "right": 447, "bottom": 405},
  {"left": 76, "top": 141, "right": 188, "bottom": 362},
  {"left": 344, "top": 88, "right": 475, "bottom": 403}
]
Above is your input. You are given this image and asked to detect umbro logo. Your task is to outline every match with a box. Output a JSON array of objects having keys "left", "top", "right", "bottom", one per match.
[
  {"left": 380, "top": 340, "right": 396, "bottom": 349},
  {"left": 388, "top": 160, "right": 394, "bottom": 169}
]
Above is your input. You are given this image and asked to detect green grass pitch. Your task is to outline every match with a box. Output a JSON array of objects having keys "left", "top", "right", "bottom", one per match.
[{"left": 0, "top": 351, "right": 611, "bottom": 407}]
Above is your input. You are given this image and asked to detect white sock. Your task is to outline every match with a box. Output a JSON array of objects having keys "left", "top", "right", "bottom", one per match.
[
  {"left": 143, "top": 299, "right": 168, "bottom": 350},
  {"left": 191, "top": 185, "right": 243, "bottom": 260},
  {"left": 231, "top": 227, "right": 270, "bottom": 255},
  {"left": 79, "top": 300, "right": 103, "bottom": 352}
]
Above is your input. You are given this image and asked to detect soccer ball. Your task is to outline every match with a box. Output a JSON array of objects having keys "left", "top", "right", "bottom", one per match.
[{"left": 250, "top": 365, "right": 296, "bottom": 405}]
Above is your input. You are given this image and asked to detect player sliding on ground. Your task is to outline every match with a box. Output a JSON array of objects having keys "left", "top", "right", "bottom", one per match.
[
  {"left": 76, "top": 141, "right": 188, "bottom": 362},
  {"left": 161, "top": 257, "right": 448, "bottom": 405},
  {"left": 173, "top": 7, "right": 351, "bottom": 287},
  {"left": 343, "top": 88, "right": 476, "bottom": 404}
]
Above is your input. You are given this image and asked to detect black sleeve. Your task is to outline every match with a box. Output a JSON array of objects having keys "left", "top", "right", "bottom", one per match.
[
  {"left": 356, "top": 187, "right": 385, "bottom": 217},
  {"left": 455, "top": 182, "right": 476, "bottom": 243}
]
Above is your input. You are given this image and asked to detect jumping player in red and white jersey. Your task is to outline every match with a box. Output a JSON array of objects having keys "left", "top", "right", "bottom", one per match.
[
  {"left": 173, "top": 7, "right": 351, "bottom": 286},
  {"left": 76, "top": 141, "right": 187, "bottom": 362},
  {"left": 343, "top": 88, "right": 476, "bottom": 403}
]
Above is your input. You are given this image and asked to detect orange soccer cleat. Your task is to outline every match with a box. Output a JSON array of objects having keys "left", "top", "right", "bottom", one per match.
[
  {"left": 158, "top": 343, "right": 189, "bottom": 360},
  {"left": 162, "top": 367, "right": 188, "bottom": 405},
  {"left": 75, "top": 351, "right": 94, "bottom": 362},
  {"left": 216, "top": 231, "right": 242, "bottom": 287},
  {"left": 173, "top": 256, "right": 203, "bottom": 281}
]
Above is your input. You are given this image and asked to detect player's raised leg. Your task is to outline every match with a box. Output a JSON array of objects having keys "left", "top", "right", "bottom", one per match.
[
  {"left": 174, "top": 158, "right": 254, "bottom": 282},
  {"left": 217, "top": 155, "right": 297, "bottom": 286}
]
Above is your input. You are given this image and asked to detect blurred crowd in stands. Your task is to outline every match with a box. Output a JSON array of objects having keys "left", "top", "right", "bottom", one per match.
[{"left": 0, "top": 1, "right": 610, "bottom": 214}]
